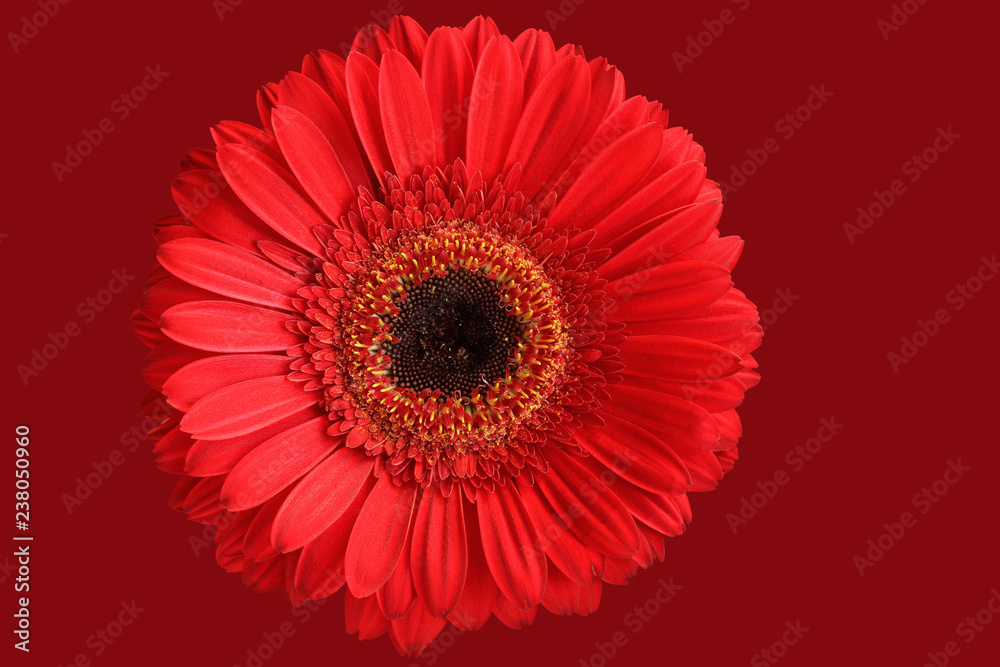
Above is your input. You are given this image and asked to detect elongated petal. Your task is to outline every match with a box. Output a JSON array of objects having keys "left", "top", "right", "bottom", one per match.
[
  {"left": 605, "top": 385, "right": 720, "bottom": 457},
  {"left": 379, "top": 50, "right": 436, "bottom": 180},
  {"left": 573, "top": 412, "right": 692, "bottom": 496},
  {"left": 477, "top": 483, "right": 547, "bottom": 609},
  {"left": 216, "top": 144, "right": 326, "bottom": 256},
  {"left": 538, "top": 449, "right": 641, "bottom": 559},
  {"left": 377, "top": 528, "right": 417, "bottom": 619},
  {"left": 345, "top": 474, "right": 418, "bottom": 597},
  {"left": 184, "top": 407, "right": 321, "bottom": 477},
  {"left": 346, "top": 52, "right": 394, "bottom": 186},
  {"left": 411, "top": 486, "right": 467, "bottom": 618},
  {"left": 271, "top": 105, "right": 356, "bottom": 224},
  {"left": 221, "top": 415, "right": 337, "bottom": 511},
  {"left": 294, "top": 479, "right": 373, "bottom": 599},
  {"left": 548, "top": 124, "right": 662, "bottom": 231},
  {"left": 447, "top": 502, "right": 497, "bottom": 630},
  {"left": 271, "top": 445, "right": 374, "bottom": 551},
  {"left": 181, "top": 376, "right": 316, "bottom": 440},
  {"left": 276, "top": 71, "right": 371, "bottom": 191},
  {"left": 164, "top": 354, "right": 291, "bottom": 411},
  {"left": 161, "top": 301, "right": 300, "bottom": 353},
  {"left": 422, "top": 27, "right": 475, "bottom": 166},
  {"left": 503, "top": 56, "right": 591, "bottom": 200},
  {"left": 466, "top": 37, "right": 523, "bottom": 183},
  {"left": 604, "top": 260, "right": 733, "bottom": 320},
  {"left": 158, "top": 238, "right": 303, "bottom": 310},
  {"left": 619, "top": 335, "right": 742, "bottom": 383}
]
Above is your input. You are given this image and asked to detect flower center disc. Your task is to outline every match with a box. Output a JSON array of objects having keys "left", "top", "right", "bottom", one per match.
[{"left": 384, "top": 269, "right": 523, "bottom": 397}]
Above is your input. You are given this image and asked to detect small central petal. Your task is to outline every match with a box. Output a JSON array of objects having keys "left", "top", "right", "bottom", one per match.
[{"left": 385, "top": 268, "right": 522, "bottom": 396}]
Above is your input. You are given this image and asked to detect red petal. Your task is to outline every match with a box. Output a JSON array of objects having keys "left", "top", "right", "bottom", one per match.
[
  {"left": 671, "top": 234, "right": 744, "bottom": 270},
  {"left": 619, "top": 335, "right": 743, "bottom": 383},
  {"left": 573, "top": 412, "right": 692, "bottom": 496},
  {"left": 446, "top": 501, "right": 497, "bottom": 630},
  {"left": 492, "top": 589, "right": 537, "bottom": 629},
  {"left": 271, "top": 105, "right": 356, "bottom": 224},
  {"left": 503, "top": 56, "right": 591, "bottom": 201},
  {"left": 163, "top": 353, "right": 291, "bottom": 411},
  {"left": 512, "top": 29, "right": 557, "bottom": 103},
  {"left": 477, "top": 483, "right": 547, "bottom": 609},
  {"left": 461, "top": 16, "right": 500, "bottom": 64},
  {"left": 466, "top": 36, "right": 523, "bottom": 184},
  {"left": 422, "top": 27, "right": 475, "bottom": 167},
  {"left": 301, "top": 50, "right": 359, "bottom": 142},
  {"left": 626, "top": 288, "right": 760, "bottom": 342},
  {"left": 142, "top": 341, "right": 212, "bottom": 391},
  {"left": 184, "top": 407, "right": 321, "bottom": 477},
  {"left": 139, "top": 277, "right": 220, "bottom": 326},
  {"left": 345, "top": 475, "right": 418, "bottom": 598},
  {"left": 388, "top": 596, "right": 447, "bottom": 657},
  {"left": 410, "top": 485, "right": 467, "bottom": 618},
  {"left": 605, "top": 386, "right": 719, "bottom": 457},
  {"left": 548, "top": 124, "right": 662, "bottom": 232},
  {"left": 180, "top": 376, "right": 315, "bottom": 439},
  {"left": 604, "top": 260, "right": 733, "bottom": 320},
  {"left": 216, "top": 144, "right": 326, "bottom": 256},
  {"left": 540, "top": 563, "right": 581, "bottom": 615},
  {"left": 578, "top": 457, "right": 690, "bottom": 537},
  {"left": 576, "top": 580, "right": 602, "bottom": 616},
  {"left": 591, "top": 167, "right": 713, "bottom": 253},
  {"left": 388, "top": 15, "right": 429, "bottom": 69},
  {"left": 161, "top": 300, "right": 299, "bottom": 353},
  {"left": 377, "top": 527, "right": 417, "bottom": 619},
  {"left": 379, "top": 50, "right": 436, "bottom": 181},
  {"left": 294, "top": 478, "right": 373, "bottom": 600},
  {"left": 158, "top": 238, "right": 303, "bottom": 310},
  {"left": 242, "top": 487, "right": 292, "bottom": 562},
  {"left": 276, "top": 72, "right": 371, "bottom": 192},
  {"left": 537, "top": 448, "right": 641, "bottom": 559},
  {"left": 345, "top": 591, "right": 390, "bottom": 640},
  {"left": 271, "top": 445, "right": 374, "bottom": 551},
  {"left": 346, "top": 53, "right": 394, "bottom": 187},
  {"left": 221, "top": 415, "right": 337, "bottom": 511},
  {"left": 351, "top": 24, "right": 395, "bottom": 62},
  {"left": 519, "top": 482, "right": 602, "bottom": 585},
  {"left": 171, "top": 169, "right": 285, "bottom": 254},
  {"left": 602, "top": 556, "right": 638, "bottom": 585}
]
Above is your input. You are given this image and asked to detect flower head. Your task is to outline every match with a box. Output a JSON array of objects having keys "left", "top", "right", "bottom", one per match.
[{"left": 133, "top": 15, "right": 762, "bottom": 655}]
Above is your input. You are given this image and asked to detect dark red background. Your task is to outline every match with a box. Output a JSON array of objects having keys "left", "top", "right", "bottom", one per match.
[{"left": 6, "top": 0, "right": 998, "bottom": 665}]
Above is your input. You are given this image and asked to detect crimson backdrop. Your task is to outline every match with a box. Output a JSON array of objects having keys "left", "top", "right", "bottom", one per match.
[{"left": 5, "top": 0, "right": 999, "bottom": 665}]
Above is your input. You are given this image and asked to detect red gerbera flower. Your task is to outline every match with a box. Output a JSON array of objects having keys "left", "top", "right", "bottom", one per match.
[{"left": 132, "top": 15, "right": 762, "bottom": 655}]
